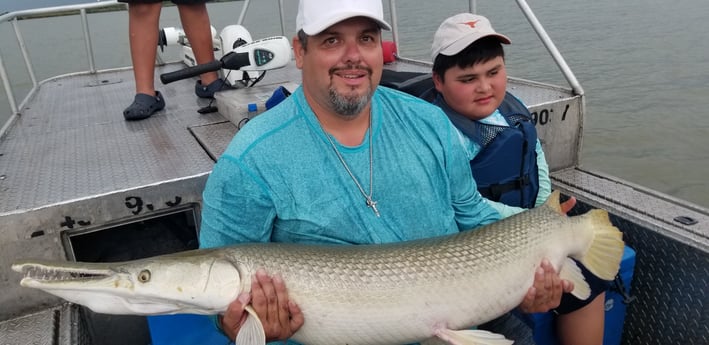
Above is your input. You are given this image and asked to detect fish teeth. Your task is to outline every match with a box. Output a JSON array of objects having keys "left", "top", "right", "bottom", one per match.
[{"left": 23, "top": 265, "right": 106, "bottom": 281}]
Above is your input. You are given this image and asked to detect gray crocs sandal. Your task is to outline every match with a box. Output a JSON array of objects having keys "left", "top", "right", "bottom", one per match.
[
  {"left": 123, "top": 91, "right": 166, "bottom": 121},
  {"left": 195, "top": 79, "right": 228, "bottom": 98}
]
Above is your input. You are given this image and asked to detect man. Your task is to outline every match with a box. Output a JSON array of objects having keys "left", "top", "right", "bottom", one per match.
[{"left": 199, "top": 0, "right": 569, "bottom": 342}]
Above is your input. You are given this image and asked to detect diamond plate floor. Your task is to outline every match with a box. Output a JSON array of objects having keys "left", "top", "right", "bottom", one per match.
[
  {"left": 552, "top": 167, "right": 708, "bottom": 344},
  {"left": 0, "top": 64, "right": 223, "bottom": 213}
]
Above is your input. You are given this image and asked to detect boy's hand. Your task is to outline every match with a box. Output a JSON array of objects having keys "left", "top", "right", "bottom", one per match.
[{"left": 519, "top": 259, "right": 574, "bottom": 313}]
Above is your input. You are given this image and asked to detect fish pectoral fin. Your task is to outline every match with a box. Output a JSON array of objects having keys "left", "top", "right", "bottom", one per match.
[
  {"left": 560, "top": 257, "right": 591, "bottom": 300},
  {"left": 433, "top": 328, "right": 514, "bottom": 345},
  {"left": 234, "top": 306, "right": 266, "bottom": 345}
]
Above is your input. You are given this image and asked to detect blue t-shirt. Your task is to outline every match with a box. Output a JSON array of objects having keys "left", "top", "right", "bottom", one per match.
[{"left": 199, "top": 86, "right": 500, "bottom": 248}]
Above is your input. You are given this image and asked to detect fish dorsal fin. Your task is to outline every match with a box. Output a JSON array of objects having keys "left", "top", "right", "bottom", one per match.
[
  {"left": 235, "top": 306, "right": 266, "bottom": 345},
  {"left": 544, "top": 190, "right": 563, "bottom": 214},
  {"left": 560, "top": 257, "right": 591, "bottom": 300},
  {"left": 434, "top": 328, "right": 513, "bottom": 345}
]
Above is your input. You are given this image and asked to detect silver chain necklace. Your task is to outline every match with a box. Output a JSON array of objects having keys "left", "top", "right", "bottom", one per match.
[{"left": 323, "top": 115, "right": 380, "bottom": 217}]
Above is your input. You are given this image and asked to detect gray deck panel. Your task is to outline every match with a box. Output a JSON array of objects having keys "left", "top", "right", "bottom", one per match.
[
  {"left": 0, "top": 64, "right": 224, "bottom": 214},
  {"left": 189, "top": 121, "right": 238, "bottom": 161}
]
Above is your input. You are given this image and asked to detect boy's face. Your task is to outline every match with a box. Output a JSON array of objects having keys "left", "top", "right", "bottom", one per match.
[{"left": 433, "top": 56, "right": 507, "bottom": 120}]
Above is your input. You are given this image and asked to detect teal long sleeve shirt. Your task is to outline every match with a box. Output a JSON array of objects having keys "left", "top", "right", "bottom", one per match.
[{"left": 199, "top": 86, "right": 501, "bottom": 249}]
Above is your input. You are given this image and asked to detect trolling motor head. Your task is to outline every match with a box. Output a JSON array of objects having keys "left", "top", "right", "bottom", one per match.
[{"left": 226, "top": 36, "right": 292, "bottom": 71}]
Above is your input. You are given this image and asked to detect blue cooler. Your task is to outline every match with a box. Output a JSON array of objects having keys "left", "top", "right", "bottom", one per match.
[
  {"left": 530, "top": 245, "right": 636, "bottom": 345},
  {"left": 147, "top": 314, "right": 230, "bottom": 345},
  {"left": 602, "top": 245, "right": 636, "bottom": 345}
]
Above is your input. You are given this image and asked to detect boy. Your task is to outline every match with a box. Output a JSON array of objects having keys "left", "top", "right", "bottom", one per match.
[{"left": 429, "top": 13, "right": 607, "bottom": 345}]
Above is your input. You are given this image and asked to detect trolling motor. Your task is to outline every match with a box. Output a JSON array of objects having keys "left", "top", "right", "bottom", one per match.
[
  {"left": 158, "top": 25, "right": 291, "bottom": 87},
  {"left": 159, "top": 35, "right": 292, "bottom": 114},
  {"left": 159, "top": 35, "right": 292, "bottom": 85},
  {"left": 157, "top": 24, "right": 292, "bottom": 114}
]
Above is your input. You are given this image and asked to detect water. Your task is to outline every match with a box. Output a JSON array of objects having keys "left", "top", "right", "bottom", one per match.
[
  {"left": 1, "top": 0, "right": 708, "bottom": 208},
  {"left": 0, "top": 0, "right": 82, "bottom": 13}
]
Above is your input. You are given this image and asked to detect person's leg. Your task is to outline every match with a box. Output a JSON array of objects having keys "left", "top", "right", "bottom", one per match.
[
  {"left": 123, "top": 1, "right": 165, "bottom": 120},
  {"left": 127, "top": 2, "right": 162, "bottom": 96},
  {"left": 556, "top": 292, "right": 605, "bottom": 345},
  {"left": 176, "top": 2, "right": 218, "bottom": 86}
]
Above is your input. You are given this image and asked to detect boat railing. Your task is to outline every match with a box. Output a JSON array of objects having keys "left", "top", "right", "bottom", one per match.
[{"left": 0, "top": 0, "right": 128, "bottom": 138}]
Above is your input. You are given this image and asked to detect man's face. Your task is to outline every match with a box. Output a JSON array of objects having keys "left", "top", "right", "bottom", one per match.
[
  {"left": 433, "top": 56, "right": 507, "bottom": 120},
  {"left": 294, "top": 17, "right": 383, "bottom": 119}
]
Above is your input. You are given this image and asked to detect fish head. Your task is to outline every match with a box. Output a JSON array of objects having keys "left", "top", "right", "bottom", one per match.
[{"left": 12, "top": 251, "right": 242, "bottom": 315}]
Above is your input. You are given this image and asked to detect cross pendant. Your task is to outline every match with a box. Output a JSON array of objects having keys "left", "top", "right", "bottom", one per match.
[{"left": 366, "top": 199, "right": 380, "bottom": 217}]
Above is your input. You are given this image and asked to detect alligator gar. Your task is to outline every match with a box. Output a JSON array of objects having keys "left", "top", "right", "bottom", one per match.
[{"left": 12, "top": 191, "right": 624, "bottom": 345}]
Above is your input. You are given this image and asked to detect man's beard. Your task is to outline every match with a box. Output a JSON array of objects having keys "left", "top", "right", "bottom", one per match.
[
  {"left": 328, "top": 85, "right": 371, "bottom": 119},
  {"left": 328, "top": 65, "right": 374, "bottom": 119}
]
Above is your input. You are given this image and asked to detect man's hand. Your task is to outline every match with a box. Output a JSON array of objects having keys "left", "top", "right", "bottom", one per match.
[
  {"left": 518, "top": 259, "right": 574, "bottom": 313},
  {"left": 220, "top": 269, "right": 304, "bottom": 341}
]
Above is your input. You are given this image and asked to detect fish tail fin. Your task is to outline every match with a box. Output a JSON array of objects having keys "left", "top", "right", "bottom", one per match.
[{"left": 574, "top": 209, "right": 625, "bottom": 281}]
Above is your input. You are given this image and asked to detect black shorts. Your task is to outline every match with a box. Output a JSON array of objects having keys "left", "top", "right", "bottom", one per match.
[
  {"left": 117, "top": 0, "right": 210, "bottom": 4},
  {"left": 555, "top": 259, "right": 612, "bottom": 314}
]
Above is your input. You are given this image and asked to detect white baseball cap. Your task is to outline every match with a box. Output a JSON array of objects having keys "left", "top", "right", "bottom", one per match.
[
  {"left": 431, "top": 13, "right": 511, "bottom": 61},
  {"left": 296, "top": 0, "right": 392, "bottom": 36}
]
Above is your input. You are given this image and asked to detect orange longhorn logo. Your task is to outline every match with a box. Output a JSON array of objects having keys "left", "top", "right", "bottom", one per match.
[{"left": 461, "top": 20, "right": 479, "bottom": 28}]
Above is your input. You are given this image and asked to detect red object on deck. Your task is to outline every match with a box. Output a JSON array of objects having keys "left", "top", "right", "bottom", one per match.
[{"left": 382, "top": 41, "right": 397, "bottom": 64}]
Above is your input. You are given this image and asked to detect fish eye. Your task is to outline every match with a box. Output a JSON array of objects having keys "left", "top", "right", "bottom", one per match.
[{"left": 138, "top": 270, "right": 151, "bottom": 283}]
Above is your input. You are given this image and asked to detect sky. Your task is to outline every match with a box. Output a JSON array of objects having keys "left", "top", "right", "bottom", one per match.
[{"left": 0, "top": 0, "right": 107, "bottom": 13}]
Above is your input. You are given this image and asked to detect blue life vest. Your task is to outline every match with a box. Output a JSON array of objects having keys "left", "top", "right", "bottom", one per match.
[
  {"left": 378, "top": 70, "right": 540, "bottom": 208},
  {"left": 438, "top": 92, "right": 540, "bottom": 208}
]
